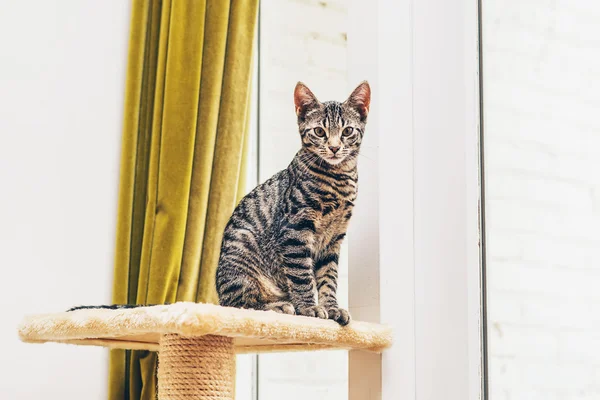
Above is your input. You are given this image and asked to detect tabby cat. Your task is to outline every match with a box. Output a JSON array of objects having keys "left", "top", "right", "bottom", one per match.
[{"left": 216, "top": 81, "right": 370, "bottom": 326}]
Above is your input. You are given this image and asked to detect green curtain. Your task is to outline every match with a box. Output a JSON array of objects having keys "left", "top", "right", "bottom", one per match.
[{"left": 108, "top": 0, "right": 258, "bottom": 398}]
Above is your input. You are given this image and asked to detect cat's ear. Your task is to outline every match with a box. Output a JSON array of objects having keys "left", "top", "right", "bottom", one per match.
[
  {"left": 345, "top": 81, "right": 371, "bottom": 121},
  {"left": 294, "top": 82, "right": 320, "bottom": 119}
]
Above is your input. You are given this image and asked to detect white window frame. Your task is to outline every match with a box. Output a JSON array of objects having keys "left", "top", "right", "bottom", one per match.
[{"left": 346, "top": 0, "right": 484, "bottom": 400}]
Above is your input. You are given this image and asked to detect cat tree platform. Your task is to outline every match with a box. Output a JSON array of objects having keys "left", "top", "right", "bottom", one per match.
[{"left": 19, "top": 302, "right": 392, "bottom": 400}]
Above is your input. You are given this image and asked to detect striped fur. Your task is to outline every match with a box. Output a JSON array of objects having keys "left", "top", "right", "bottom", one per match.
[{"left": 216, "top": 82, "right": 370, "bottom": 325}]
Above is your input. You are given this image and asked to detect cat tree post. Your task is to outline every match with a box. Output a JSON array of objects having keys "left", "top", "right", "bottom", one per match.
[
  {"left": 19, "top": 302, "right": 392, "bottom": 400},
  {"left": 158, "top": 334, "right": 235, "bottom": 400}
]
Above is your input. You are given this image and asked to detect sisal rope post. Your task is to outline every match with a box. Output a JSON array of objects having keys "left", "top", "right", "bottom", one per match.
[{"left": 158, "top": 334, "right": 236, "bottom": 400}]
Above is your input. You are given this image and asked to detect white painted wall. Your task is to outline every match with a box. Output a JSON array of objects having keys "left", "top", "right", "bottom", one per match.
[
  {"left": 483, "top": 1, "right": 600, "bottom": 399},
  {"left": 258, "top": 0, "right": 350, "bottom": 399},
  {"left": 0, "top": 1, "right": 130, "bottom": 398}
]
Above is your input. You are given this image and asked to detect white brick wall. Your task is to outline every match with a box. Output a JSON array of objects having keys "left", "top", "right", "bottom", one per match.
[
  {"left": 257, "top": 1, "right": 349, "bottom": 399},
  {"left": 484, "top": 1, "right": 600, "bottom": 399}
]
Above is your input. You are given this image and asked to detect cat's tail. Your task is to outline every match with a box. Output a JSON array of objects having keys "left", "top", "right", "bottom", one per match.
[{"left": 67, "top": 304, "right": 164, "bottom": 312}]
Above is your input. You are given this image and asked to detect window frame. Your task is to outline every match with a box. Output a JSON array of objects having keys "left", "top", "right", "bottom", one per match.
[
  {"left": 249, "top": 0, "right": 485, "bottom": 398},
  {"left": 346, "top": 0, "right": 485, "bottom": 399}
]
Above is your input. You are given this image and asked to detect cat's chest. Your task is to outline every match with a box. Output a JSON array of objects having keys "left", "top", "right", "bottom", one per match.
[{"left": 313, "top": 194, "right": 354, "bottom": 254}]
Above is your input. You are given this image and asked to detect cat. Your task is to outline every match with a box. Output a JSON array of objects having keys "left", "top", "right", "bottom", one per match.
[{"left": 216, "top": 81, "right": 370, "bottom": 326}]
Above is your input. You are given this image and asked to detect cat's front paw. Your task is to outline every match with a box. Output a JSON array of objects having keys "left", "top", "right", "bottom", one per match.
[
  {"left": 264, "top": 301, "right": 296, "bottom": 315},
  {"left": 297, "top": 305, "right": 328, "bottom": 319},
  {"left": 327, "top": 307, "right": 351, "bottom": 326}
]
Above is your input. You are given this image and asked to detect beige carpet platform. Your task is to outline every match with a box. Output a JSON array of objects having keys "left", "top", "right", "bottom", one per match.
[{"left": 19, "top": 302, "right": 393, "bottom": 400}]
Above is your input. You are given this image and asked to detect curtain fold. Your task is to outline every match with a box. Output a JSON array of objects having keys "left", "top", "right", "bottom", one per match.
[{"left": 109, "top": 0, "right": 258, "bottom": 398}]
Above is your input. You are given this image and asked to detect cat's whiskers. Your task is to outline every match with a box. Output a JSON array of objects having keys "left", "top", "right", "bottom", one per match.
[
  {"left": 357, "top": 152, "right": 374, "bottom": 162},
  {"left": 291, "top": 152, "right": 318, "bottom": 176}
]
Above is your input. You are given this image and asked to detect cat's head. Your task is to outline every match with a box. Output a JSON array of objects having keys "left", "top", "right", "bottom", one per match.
[{"left": 294, "top": 81, "right": 370, "bottom": 166}]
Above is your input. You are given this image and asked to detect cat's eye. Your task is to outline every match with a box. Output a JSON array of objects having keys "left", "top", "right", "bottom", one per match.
[
  {"left": 314, "top": 127, "right": 326, "bottom": 137},
  {"left": 342, "top": 127, "right": 354, "bottom": 137}
]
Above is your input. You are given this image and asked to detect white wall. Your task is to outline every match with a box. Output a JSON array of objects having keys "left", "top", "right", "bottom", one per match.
[
  {"left": 483, "top": 1, "right": 600, "bottom": 399},
  {"left": 0, "top": 1, "right": 130, "bottom": 398}
]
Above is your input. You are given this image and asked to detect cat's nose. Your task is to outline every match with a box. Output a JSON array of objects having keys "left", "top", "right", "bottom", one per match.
[{"left": 329, "top": 146, "right": 340, "bottom": 154}]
